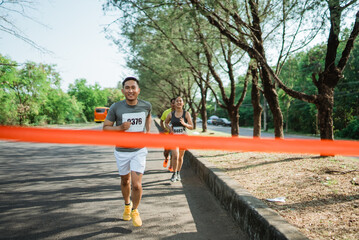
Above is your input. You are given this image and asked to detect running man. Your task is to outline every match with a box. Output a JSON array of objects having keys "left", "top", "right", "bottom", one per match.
[
  {"left": 165, "top": 96, "right": 193, "bottom": 182},
  {"left": 103, "top": 77, "right": 152, "bottom": 227},
  {"left": 160, "top": 97, "right": 176, "bottom": 172}
]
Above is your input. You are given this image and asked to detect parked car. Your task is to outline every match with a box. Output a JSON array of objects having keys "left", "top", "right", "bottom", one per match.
[
  {"left": 214, "top": 118, "right": 231, "bottom": 126},
  {"left": 208, "top": 115, "right": 219, "bottom": 125},
  {"left": 196, "top": 117, "right": 203, "bottom": 123},
  {"left": 209, "top": 115, "right": 219, "bottom": 120}
]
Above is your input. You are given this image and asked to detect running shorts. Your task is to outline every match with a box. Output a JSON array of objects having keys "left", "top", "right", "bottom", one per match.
[{"left": 114, "top": 148, "right": 148, "bottom": 175}]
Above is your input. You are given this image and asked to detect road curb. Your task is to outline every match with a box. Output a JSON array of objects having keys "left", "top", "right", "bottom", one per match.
[{"left": 184, "top": 150, "right": 309, "bottom": 240}]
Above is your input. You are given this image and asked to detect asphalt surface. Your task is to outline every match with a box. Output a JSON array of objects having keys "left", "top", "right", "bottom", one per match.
[
  {"left": 0, "top": 121, "right": 248, "bottom": 240},
  {"left": 204, "top": 124, "right": 318, "bottom": 139}
]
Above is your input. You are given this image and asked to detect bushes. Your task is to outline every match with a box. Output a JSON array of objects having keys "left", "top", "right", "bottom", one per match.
[
  {"left": 336, "top": 118, "right": 359, "bottom": 140},
  {"left": 0, "top": 55, "right": 119, "bottom": 126}
]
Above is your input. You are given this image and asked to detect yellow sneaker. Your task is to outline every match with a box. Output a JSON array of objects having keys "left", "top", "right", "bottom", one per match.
[
  {"left": 130, "top": 209, "right": 142, "bottom": 227},
  {"left": 123, "top": 202, "right": 132, "bottom": 221}
]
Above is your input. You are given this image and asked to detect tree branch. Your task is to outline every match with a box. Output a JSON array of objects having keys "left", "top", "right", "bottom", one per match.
[{"left": 337, "top": 10, "right": 359, "bottom": 71}]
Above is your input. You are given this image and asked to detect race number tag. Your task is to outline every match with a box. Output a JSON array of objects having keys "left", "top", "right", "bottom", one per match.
[
  {"left": 122, "top": 112, "right": 146, "bottom": 132},
  {"left": 173, "top": 126, "right": 185, "bottom": 134}
]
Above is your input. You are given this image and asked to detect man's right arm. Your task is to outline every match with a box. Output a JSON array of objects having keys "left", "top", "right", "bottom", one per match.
[{"left": 103, "top": 119, "right": 131, "bottom": 131}]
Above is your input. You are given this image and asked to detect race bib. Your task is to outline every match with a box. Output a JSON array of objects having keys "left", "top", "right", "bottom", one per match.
[
  {"left": 122, "top": 112, "right": 146, "bottom": 132},
  {"left": 173, "top": 126, "right": 185, "bottom": 134}
]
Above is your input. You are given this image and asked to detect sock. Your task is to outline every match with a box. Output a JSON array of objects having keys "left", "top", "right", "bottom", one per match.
[{"left": 125, "top": 202, "right": 131, "bottom": 206}]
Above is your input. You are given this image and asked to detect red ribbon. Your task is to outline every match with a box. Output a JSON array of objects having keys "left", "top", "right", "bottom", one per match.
[{"left": 1, "top": 126, "right": 358, "bottom": 156}]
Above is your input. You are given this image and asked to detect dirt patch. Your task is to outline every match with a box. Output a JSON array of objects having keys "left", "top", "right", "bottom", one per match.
[{"left": 195, "top": 150, "right": 359, "bottom": 240}]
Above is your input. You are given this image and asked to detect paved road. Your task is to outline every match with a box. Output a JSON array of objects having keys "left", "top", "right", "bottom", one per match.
[
  {"left": 0, "top": 121, "right": 248, "bottom": 240},
  {"left": 206, "top": 124, "right": 318, "bottom": 139}
]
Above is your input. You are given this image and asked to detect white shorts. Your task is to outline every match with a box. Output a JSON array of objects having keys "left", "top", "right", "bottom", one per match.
[{"left": 114, "top": 148, "right": 148, "bottom": 175}]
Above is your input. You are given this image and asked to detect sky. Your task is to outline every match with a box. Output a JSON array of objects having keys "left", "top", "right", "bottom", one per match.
[{"left": 1, "top": 0, "right": 133, "bottom": 91}]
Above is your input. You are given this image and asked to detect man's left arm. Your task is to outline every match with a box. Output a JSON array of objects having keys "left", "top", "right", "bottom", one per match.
[{"left": 145, "top": 112, "right": 152, "bottom": 133}]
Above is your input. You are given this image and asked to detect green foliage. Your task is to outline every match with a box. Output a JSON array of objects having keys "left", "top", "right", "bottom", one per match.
[
  {"left": 238, "top": 98, "right": 254, "bottom": 126},
  {"left": 333, "top": 39, "right": 359, "bottom": 132},
  {"left": 0, "top": 88, "right": 17, "bottom": 125},
  {"left": 103, "top": 0, "right": 358, "bottom": 139},
  {"left": 1, "top": 56, "right": 60, "bottom": 125},
  {"left": 235, "top": 40, "right": 358, "bottom": 137},
  {"left": 105, "top": 1, "right": 203, "bottom": 116},
  {"left": 68, "top": 79, "right": 108, "bottom": 121},
  {"left": 1, "top": 55, "right": 124, "bottom": 126},
  {"left": 276, "top": 40, "right": 359, "bottom": 138},
  {"left": 206, "top": 101, "right": 228, "bottom": 119},
  {"left": 104, "top": 88, "right": 124, "bottom": 107},
  {"left": 38, "top": 89, "right": 86, "bottom": 124},
  {"left": 238, "top": 104, "right": 253, "bottom": 126},
  {"left": 336, "top": 118, "right": 359, "bottom": 140},
  {"left": 0, "top": 55, "right": 87, "bottom": 125},
  {"left": 0, "top": 56, "right": 18, "bottom": 124},
  {"left": 288, "top": 100, "right": 317, "bottom": 134}
]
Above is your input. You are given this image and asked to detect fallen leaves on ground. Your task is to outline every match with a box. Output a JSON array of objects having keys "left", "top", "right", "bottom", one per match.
[{"left": 195, "top": 151, "right": 359, "bottom": 240}]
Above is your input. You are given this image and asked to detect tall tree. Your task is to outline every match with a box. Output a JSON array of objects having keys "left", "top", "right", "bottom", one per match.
[
  {"left": 105, "top": 0, "right": 251, "bottom": 135},
  {"left": 189, "top": 0, "right": 358, "bottom": 139},
  {"left": 187, "top": 0, "right": 291, "bottom": 137},
  {"left": 275, "top": 1, "right": 359, "bottom": 139},
  {"left": 0, "top": 55, "right": 18, "bottom": 124},
  {"left": 0, "top": 61, "right": 59, "bottom": 125},
  {"left": 193, "top": 13, "right": 248, "bottom": 136}
]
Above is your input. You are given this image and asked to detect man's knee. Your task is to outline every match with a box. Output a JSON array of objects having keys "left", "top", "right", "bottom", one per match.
[
  {"left": 132, "top": 183, "right": 142, "bottom": 191},
  {"left": 121, "top": 176, "right": 130, "bottom": 186}
]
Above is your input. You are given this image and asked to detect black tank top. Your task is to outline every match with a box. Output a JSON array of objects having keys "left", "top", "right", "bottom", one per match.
[{"left": 171, "top": 110, "right": 187, "bottom": 134}]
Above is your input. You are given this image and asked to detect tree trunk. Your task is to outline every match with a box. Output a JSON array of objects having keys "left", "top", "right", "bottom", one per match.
[
  {"left": 249, "top": 0, "right": 283, "bottom": 138},
  {"left": 228, "top": 106, "right": 239, "bottom": 136},
  {"left": 200, "top": 96, "right": 208, "bottom": 132},
  {"left": 252, "top": 91, "right": 262, "bottom": 137},
  {"left": 192, "top": 113, "right": 197, "bottom": 129},
  {"left": 261, "top": 67, "right": 284, "bottom": 138},
  {"left": 198, "top": 77, "right": 208, "bottom": 132},
  {"left": 188, "top": 102, "right": 197, "bottom": 129},
  {"left": 285, "top": 105, "right": 289, "bottom": 133},
  {"left": 316, "top": 73, "right": 335, "bottom": 140},
  {"left": 317, "top": 100, "right": 334, "bottom": 140},
  {"left": 250, "top": 60, "right": 262, "bottom": 137},
  {"left": 263, "top": 98, "right": 268, "bottom": 131}
]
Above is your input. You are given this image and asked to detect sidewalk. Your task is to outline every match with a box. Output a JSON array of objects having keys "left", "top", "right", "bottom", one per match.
[{"left": 0, "top": 120, "right": 248, "bottom": 239}]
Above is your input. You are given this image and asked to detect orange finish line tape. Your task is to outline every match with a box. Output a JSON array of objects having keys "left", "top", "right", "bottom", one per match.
[{"left": 0, "top": 126, "right": 359, "bottom": 156}]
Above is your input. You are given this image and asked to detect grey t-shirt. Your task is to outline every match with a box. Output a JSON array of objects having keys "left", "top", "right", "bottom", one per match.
[{"left": 106, "top": 99, "right": 152, "bottom": 152}]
